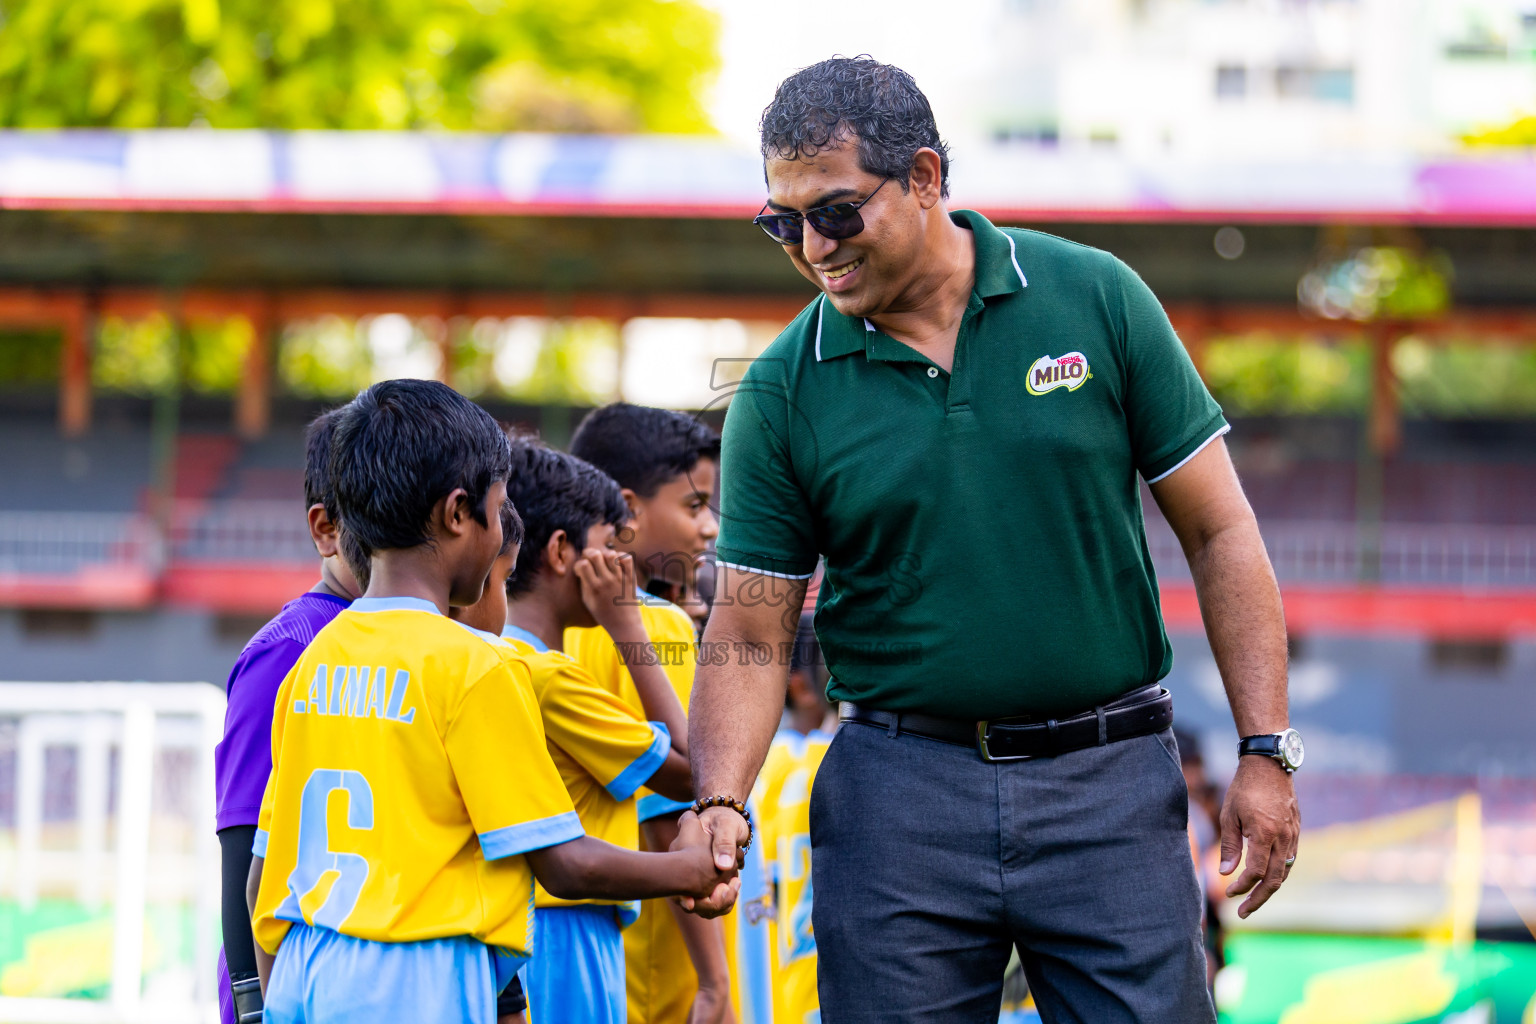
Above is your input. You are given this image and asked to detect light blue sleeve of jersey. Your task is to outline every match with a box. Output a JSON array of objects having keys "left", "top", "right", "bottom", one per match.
[
  {"left": 637, "top": 793, "right": 693, "bottom": 823},
  {"left": 479, "top": 810, "right": 584, "bottom": 859},
  {"left": 604, "top": 722, "right": 671, "bottom": 803}
]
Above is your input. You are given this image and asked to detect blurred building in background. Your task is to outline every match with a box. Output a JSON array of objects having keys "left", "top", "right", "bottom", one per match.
[{"left": 982, "top": 0, "right": 1536, "bottom": 158}]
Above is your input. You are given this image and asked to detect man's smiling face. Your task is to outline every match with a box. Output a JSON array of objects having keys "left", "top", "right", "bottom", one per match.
[{"left": 764, "top": 138, "right": 922, "bottom": 319}]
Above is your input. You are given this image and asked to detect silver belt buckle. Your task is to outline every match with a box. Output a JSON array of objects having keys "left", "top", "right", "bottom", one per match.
[{"left": 975, "top": 720, "right": 1033, "bottom": 763}]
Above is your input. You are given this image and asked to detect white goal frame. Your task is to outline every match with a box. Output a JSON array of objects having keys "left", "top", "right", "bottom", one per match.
[{"left": 0, "top": 682, "right": 224, "bottom": 1024}]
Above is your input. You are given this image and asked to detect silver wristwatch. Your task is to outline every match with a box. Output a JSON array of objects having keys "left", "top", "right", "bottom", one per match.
[{"left": 1238, "top": 728, "right": 1304, "bottom": 773}]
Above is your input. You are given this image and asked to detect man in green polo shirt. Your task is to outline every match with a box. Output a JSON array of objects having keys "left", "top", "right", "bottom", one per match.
[{"left": 678, "top": 58, "right": 1300, "bottom": 1022}]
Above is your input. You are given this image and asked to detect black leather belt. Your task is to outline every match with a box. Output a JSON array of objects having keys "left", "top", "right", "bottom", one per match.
[{"left": 839, "top": 684, "right": 1173, "bottom": 763}]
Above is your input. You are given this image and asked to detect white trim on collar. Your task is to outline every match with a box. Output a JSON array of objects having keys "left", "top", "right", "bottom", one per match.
[
  {"left": 814, "top": 296, "right": 825, "bottom": 362},
  {"left": 1006, "top": 234, "right": 1029, "bottom": 289}
]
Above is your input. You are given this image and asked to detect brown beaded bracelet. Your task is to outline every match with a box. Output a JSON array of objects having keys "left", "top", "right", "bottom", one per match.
[{"left": 690, "top": 795, "right": 754, "bottom": 851}]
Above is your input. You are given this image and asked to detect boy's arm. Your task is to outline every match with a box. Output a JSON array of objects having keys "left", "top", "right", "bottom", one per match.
[
  {"left": 576, "top": 550, "right": 690, "bottom": 756},
  {"left": 643, "top": 816, "right": 736, "bottom": 1023},
  {"left": 448, "top": 659, "right": 738, "bottom": 904},
  {"left": 246, "top": 855, "right": 276, "bottom": 995},
  {"left": 644, "top": 749, "right": 694, "bottom": 802},
  {"left": 525, "top": 817, "right": 737, "bottom": 904}
]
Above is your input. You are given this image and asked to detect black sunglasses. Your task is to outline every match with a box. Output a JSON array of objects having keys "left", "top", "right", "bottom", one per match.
[{"left": 752, "top": 178, "right": 892, "bottom": 246}]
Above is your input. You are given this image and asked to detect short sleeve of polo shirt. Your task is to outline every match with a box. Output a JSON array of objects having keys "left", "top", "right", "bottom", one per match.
[
  {"left": 539, "top": 657, "right": 671, "bottom": 804},
  {"left": 1114, "top": 259, "right": 1229, "bottom": 483},
  {"left": 446, "top": 661, "right": 582, "bottom": 859},
  {"left": 716, "top": 359, "right": 818, "bottom": 578}
]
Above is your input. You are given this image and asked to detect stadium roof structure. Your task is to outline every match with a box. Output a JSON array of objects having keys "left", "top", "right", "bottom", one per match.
[
  {"left": 4, "top": 129, "right": 1536, "bottom": 223},
  {"left": 2, "top": 129, "right": 1536, "bottom": 441},
  {"left": 3, "top": 130, "right": 1536, "bottom": 299}
]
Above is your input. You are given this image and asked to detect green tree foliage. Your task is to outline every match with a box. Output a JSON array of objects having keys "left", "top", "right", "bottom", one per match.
[
  {"left": 1202, "top": 335, "right": 1536, "bottom": 418},
  {"left": 0, "top": 328, "right": 60, "bottom": 388},
  {"left": 94, "top": 314, "right": 252, "bottom": 394},
  {"left": 1297, "top": 247, "right": 1453, "bottom": 322},
  {"left": 276, "top": 314, "right": 618, "bottom": 403},
  {"left": 1393, "top": 338, "right": 1536, "bottom": 417},
  {"left": 0, "top": 0, "right": 719, "bottom": 132},
  {"left": 1204, "top": 338, "right": 1372, "bottom": 416}
]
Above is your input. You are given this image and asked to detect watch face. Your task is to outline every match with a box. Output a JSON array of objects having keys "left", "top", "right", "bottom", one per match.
[{"left": 1280, "top": 729, "right": 1305, "bottom": 770}]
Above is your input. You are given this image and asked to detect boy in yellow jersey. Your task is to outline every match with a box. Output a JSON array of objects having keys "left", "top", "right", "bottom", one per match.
[
  {"left": 246, "top": 380, "right": 735, "bottom": 1024},
  {"left": 456, "top": 437, "right": 704, "bottom": 1024},
  {"left": 566, "top": 403, "right": 738, "bottom": 1024},
  {"left": 754, "top": 615, "right": 835, "bottom": 1024}
]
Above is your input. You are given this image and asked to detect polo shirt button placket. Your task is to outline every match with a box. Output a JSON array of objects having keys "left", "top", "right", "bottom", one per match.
[{"left": 927, "top": 366, "right": 939, "bottom": 378}]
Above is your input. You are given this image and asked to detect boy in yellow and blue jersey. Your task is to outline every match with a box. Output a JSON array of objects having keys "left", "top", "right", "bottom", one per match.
[
  {"left": 755, "top": 615, "right": 836, "bottom": 1024},
  {"left": 455, "top": 437, "right": 702, "bottom": 1024},
  {"left": 246, "top": 380, "right": 734, "bottom": 1024},
  {"left": 567, "top": 403, "right": 755, "bottom": 1024}
]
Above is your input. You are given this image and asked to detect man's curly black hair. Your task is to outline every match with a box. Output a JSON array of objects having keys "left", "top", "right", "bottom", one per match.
[{"left": 759, "top": 55, "right": 951, "bottom": 198}]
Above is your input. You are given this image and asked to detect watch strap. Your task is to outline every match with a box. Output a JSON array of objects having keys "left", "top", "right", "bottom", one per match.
[{"left": 1238, "top": 733, "right": 1282, "bottom": 758}]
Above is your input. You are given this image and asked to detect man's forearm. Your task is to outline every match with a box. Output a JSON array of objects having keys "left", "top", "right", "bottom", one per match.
[
  {"left": 689, "top": 637, "right": 789, "bottom": 801},
  {"left": 1188, "top": 520, "right": 1288, "bottom": 736}
]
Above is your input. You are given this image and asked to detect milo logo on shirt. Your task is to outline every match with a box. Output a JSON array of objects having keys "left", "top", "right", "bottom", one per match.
[{"left": 1026, "top": 352, "right": 1091, "bottom": 395}]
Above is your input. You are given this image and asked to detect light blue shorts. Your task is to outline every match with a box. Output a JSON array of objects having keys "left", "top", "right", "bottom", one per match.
[
  {"left": 265, "top": 924, "right": 499, "bottom": 1024},
  {"left": 526, "top": 905, "right": 625, "bottom": 1024}
]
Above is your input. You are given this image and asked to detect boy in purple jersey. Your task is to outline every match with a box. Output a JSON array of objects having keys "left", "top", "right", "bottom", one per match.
[{"left": 213, "top": 408, "right": 362, "bottom": 1024}]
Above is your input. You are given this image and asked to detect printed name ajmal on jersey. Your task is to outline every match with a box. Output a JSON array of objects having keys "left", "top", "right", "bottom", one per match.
[{"left": 294, "top": 664, "right": 417, "bottom": 723}]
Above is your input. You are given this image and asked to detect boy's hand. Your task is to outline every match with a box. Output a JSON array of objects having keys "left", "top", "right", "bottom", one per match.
[
  {"left": 574, "top": 549, "right": 645, "bottom": 637},
  {"left": 671, "top": 810, "right": 744, "bottom": 916}
]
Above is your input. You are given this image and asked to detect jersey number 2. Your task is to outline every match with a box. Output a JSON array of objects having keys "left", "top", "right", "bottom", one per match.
[{"left": 277, "top": 769, "right": 374, "bottom": 930}]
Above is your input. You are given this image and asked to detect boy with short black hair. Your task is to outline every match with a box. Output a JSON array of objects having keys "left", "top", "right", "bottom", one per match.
[
  {"left": 247, "top": 380, "right": 731, "bottom": 1024},
  {"left": 457, "top": 437, "right": 702, "bottom": 1024},
  {"left": 566, "top": 403, "right": 738, "bottom": 1024},
  {"left": 214, "top": 407, "right": 360, "bottom": 1024},
  {"left": 568, "top": 402, "right": 720, "bottom": 592}
]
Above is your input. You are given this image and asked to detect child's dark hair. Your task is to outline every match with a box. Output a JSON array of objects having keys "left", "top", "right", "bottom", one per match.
[
  {"left": 303, "top": 407, "right": 347, "bottom": 517},
  {"left": 503, "top": 435, "right": 629, "bottom": 599},
  {"left": 340, "top": 526, "right": 371, "bottom": 592},
  {"left": 569, "top": 403, "right": 720, "bottom": 498},
  {"left": 330, "top": 379, "right": 511, "bottom": 556},
  {"left": 500, "top": 499, "right": 525, "bottom": 557}
]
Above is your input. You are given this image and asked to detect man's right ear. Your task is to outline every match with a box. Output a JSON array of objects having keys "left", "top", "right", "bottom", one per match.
[{"left": 307, "top": 503, "right": 340, "bottom": 559}]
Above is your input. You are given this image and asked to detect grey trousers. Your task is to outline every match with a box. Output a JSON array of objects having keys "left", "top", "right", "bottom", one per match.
[{"left": 809, "top": 718, "right": 1215, "bottom": 1023}]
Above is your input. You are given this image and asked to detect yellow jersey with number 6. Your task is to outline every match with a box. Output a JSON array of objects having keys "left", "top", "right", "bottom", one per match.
[{"left": 251, "top": 597, "right": 582, "bottom": 960}]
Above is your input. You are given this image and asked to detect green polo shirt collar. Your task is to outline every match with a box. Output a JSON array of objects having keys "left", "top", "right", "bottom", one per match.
[{"left": 814, "top": 209, "right": 1028, "bottom": 363}]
